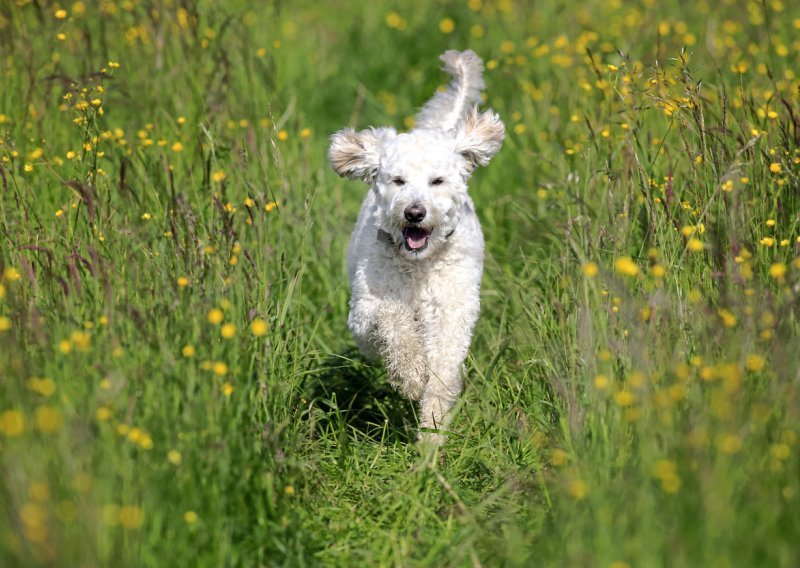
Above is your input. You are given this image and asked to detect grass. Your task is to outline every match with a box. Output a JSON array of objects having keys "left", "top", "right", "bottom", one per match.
[{"left": 1, "top": 0, "right": 799, "bottom": 565}]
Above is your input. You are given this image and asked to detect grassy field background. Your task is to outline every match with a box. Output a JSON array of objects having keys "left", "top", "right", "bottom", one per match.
[{"left": 1, "top": 0, "right": 799, "bottom": 565}]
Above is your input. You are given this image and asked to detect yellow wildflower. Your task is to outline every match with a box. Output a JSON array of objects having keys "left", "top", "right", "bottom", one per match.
[
  {"left": 439, "top": 17, "right": 455, "bottom": 34},
  {"left": 687, "top": 238, "right": 704, "bottom": 252},
  {"left": 769, "top": 263, "right": 787, "bottom": 279},
  {"left": 167, "top": 450, "right": 182, "bottom": 465},
  {"left": 652, "top": 459, "right": 676, "bottom": 479},
  {"left": 550, "top": 449, "right": 570, "bottom": 466},
  {"left": 28, "top": 482, "right": 50, "bottom": 503},
  {"left": 719, "top": 434, "right": 743, "bottom": 455},
  {"left": 35, "top": 406, "right": 62, "bottom": 433},
  {"left": 660, "top": 473, "right": 682, "bottom": 493},
  {"left": 567, "top": 478, "right": 588, "bottom": 500},
  {"left": 220, "top": 323, "right": 236, "bottom": 339},
  {"left": 250, "top": 318, "right": 268, "bottom": 336},
  {"left": 27, "top": 378, "right": 56, "bottom": 397},
  {"left": 207, "top": 308, "right": 224, "bottom": 325},
  {"left": 0, "top": 410, "right": 25, "bottom": 437},
  {"left": 771, "top": 444, "right": 790, "bottom": 461},
  {"left": 71, "top": 330, "right": 90, "bottom": 351},
  {"left": 118, "top": 506, "right": 144, "bottom": 530},
  {"left": 614, "top": 256, "right": 639, "bottom": 276},
  {"left": 614, "top": 390, "right": 635, "bottom": 406},
  {"left": 745, "top": 354, "right": 765, "bottom": 372},
  {"left": 582, "top": 262, "right": 599, "bottom": 278},
  {"left": 718, "top": 309, "right": 737, "bottom": 327},
  {"left": 699, "top": 363, "right": 719, "bottom": 382}
]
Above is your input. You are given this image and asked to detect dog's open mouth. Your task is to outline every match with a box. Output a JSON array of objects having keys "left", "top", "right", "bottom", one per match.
[{"left": 403, "top": 226, "right": 431, "bottom": 252}]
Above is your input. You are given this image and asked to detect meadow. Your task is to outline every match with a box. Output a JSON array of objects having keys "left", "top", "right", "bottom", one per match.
[{"left": 1, "top": 0, "right": 799, "bottom": 565}]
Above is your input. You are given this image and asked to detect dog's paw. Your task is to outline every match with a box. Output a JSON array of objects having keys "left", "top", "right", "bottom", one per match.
[{"left": 417, "top": 428, "right": 447, "bottom": 447}]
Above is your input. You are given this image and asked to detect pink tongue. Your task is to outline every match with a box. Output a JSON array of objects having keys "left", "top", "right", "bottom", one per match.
[{"left": 405, "top": 228, "right": 428, "bottom": 249}]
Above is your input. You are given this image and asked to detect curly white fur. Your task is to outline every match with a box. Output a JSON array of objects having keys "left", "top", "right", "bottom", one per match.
[
  {"left": 415, "top": 50, "right": 485, "bottom": 132},
  {"left": 328, "top": 50, "right": 504, "bottom": 445}
]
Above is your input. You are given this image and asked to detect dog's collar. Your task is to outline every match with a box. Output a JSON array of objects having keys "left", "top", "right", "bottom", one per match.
[
  {"left": 376, "top": 228, "right": 455, "bottom": 248},
  {"left": 377, "top": 228, "right": 395, "bottom": 247}
]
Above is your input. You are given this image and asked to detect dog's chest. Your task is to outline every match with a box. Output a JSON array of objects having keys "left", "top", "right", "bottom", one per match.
[{"left": 371, "top": 253, "right": 459, "bottom": 307}]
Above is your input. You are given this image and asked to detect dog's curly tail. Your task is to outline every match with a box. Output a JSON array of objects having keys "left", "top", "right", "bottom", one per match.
[{"left": 415, "top": 50, "right": 485, "bottom": 133}]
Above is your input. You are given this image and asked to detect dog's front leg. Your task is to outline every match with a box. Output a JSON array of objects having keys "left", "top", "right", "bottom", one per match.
[
  {"left": 417, "top": 304, "right": 478, "bottom": 445},
  {"left": 418, "top": 367, "right": 463, "bottom": 446},
  {"left": 374, "top": 300, "right": 430, "bottom": 400},
  {"left": 350, "top": 299, "right": 429, "bottom": 400}
]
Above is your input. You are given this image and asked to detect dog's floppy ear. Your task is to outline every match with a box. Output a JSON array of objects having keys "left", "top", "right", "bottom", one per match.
[
  {"left": 453, "top": 107, "right": 505, "bottom": 173},
  {"left": 328, "top": 127, "right": 396, "bottom": 183}
]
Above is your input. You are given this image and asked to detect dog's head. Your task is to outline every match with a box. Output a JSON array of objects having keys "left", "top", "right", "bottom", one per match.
[{"left": 329, "top": 107, "right": 504, "bottom": 260}]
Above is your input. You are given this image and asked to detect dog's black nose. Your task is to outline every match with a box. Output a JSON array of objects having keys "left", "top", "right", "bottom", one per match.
[{"left": 404, "top": 204, "right": 426, "bottom": 223}]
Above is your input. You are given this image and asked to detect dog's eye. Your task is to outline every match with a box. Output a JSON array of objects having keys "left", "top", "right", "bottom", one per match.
[
  {"left": 391, "top": 177, "right": 406, "bottom": 186},
  {"left": 430, "top": 177, "right": 445, "bottom": 186}
]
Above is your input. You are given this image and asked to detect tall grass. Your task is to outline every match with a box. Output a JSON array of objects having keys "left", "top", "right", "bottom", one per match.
[{"left": 1, "top": 0, "right": 798, "bottom": 566}]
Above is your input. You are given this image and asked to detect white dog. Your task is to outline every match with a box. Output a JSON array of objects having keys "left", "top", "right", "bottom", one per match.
[{"left": 328, "top": 50, "right": 505, "bottom": 443}]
